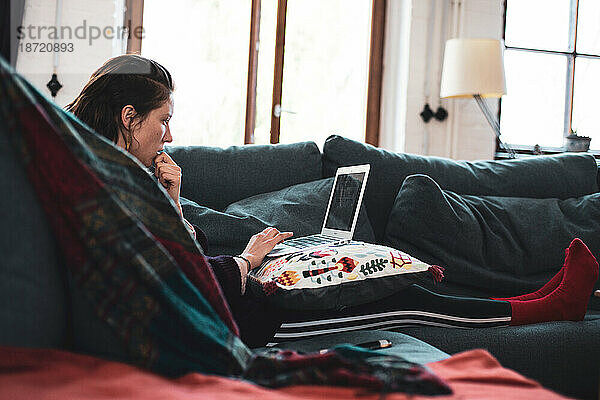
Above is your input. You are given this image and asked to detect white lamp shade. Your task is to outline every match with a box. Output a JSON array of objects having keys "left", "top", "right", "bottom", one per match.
[{"left": 440, "top": 38, "right": 507, "bottom": 99}]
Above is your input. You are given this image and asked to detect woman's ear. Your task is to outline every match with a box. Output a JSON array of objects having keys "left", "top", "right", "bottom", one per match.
[
  {"left": 118, "top": 105, "right": 137, "bottom": 150},
  {"left": 120, "top": 105, "right": 137, "bottom": 129}
]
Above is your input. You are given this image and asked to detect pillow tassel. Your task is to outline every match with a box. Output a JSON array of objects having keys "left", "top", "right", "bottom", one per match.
[{"left": 428, "top": 265, "right": 444, "bottom": 284}]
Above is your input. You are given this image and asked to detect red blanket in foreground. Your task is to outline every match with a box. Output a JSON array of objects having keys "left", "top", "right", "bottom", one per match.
[{"left": 0, "top": 346, "right": 566, "bottom": 400}]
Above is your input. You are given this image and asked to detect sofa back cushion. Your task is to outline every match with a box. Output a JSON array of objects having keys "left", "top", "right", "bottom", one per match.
[
  {"left": 167, "top": 142, "right": 323, "bottom": 211},
  {"left": 0, "top": 128, "right": 67, "bottom": 348},
  {"left": 225, "top": 177, "right": 376, "bottom": 242},
  {"left": 383, "top": 174, "right": 600, "bottom": 301},
  {"left": 323, "top": 135, "right": 600, "bottom": 241}
]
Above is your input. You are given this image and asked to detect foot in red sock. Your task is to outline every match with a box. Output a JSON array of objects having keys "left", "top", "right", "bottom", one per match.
[{"left": 509, "top": 238, "right": 598, "bottom": 326}]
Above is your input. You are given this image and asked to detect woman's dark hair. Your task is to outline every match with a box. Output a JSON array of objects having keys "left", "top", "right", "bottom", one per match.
[{"left": 66, "top": 54, "right": 174, "bottom": 147}]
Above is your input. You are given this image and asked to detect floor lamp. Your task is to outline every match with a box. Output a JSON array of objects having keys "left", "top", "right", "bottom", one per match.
[{"left": 440, "top": 38, "right": 516, "bottom": 158}]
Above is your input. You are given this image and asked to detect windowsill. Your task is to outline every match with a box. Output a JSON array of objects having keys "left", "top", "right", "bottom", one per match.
[{"left": 495, "top": 144, "right": 600, "bottom": 163}]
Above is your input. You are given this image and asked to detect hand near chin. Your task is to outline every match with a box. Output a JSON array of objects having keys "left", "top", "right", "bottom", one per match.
[
  {"left": 241, "top": 228, "right": 293, "bottom": 269},
  {"left": 153, "top": 152, "right": 182, "bottom": 210}
]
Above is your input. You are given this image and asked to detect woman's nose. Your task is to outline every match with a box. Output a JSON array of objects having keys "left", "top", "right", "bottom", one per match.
[{"left": 164, "top": 125, "right": 173, "bottom": 143}]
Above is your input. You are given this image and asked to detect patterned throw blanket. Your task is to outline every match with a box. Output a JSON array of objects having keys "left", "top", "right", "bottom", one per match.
[{"left": 0, "top": 57, "right": 450, "bottom": 395}]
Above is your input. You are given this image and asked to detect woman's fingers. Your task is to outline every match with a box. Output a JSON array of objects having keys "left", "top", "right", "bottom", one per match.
[
  {"left": 153, "top": 153, "right": 180, "bottom": 180},
  {"left": 260, "top": 227, "right": 279, "bottom": 237},
  {"left": 156, "top": 164, "right": 181, "bottom": 178},
  {"left": 261, "top": 227, "right": 292, "bottom": 240},
  {"left": 154, "top": 151, "right": 177, "bottom": 166},
  {"left": 242, "top": 228, "right": 293, "bottom": 269},
  {"left": 159, "top": 170, "right": 181, "bottom": 182},
  {"left": 155, "top": 163, "right": 181, "bottom": 190},
  {"left": 270, "top": 231, "right": 293, "bottom": 244},
  {"left": 159, "top": 174, "right": 180, "bottom": 188}
]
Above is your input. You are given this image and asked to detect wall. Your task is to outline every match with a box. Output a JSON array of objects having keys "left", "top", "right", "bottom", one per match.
[
  {"left": 16, "top": 0, "right": 125, "bottom": 107},
  {"left": 380, "top": 0, "right": 505, "bottom": 160},
  {"left": 15, "top": 0, "right": 505, "bottom": 160}
]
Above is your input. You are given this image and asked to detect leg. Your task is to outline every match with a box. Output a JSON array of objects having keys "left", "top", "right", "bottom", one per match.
[
  {"left": 268, "top": 238, "right": 598, "bottom": 345},
  {"left": 270, "top": 284, "right": 512, "bottom": 345}
]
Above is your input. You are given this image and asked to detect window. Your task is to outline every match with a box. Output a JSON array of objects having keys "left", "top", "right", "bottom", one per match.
[
  {"left": 138, "top": 0, "right": 384, "bottom": 148},
  {"left": 252, "top": 0, "right": 373, "bottom": 147},
  {"left": 501, "top": 0, "right": 600, "bottom": 153},
  {"left": 142, "top": 1, "right": 252, "bottom": 147}
]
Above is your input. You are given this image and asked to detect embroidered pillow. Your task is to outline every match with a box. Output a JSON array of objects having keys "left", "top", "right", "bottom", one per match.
[{"left": 248, "top": 241, "right": 439, "bottom": 310}]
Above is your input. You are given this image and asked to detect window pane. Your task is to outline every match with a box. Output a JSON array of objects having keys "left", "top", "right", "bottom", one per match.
[
  {"left": 576, "top": 0, "right": 600, "bottom": 56},
  {"left": 505, "top": 0, "right": 572, "bottom": 52},
  {"left": 572, "top": 57, "right": 600, "bottom": 150},
  {"left": 500, "top": 50, "right": 567, "bottom": 147},
  {"left": 274, "top": 0, "right": 371, "bottom": 147},
  {"left": 142, "top": 0, "right": 250, "bottom": 146}
]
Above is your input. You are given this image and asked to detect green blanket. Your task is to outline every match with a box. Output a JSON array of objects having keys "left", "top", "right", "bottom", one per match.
[{"left": 0, "top": 57, "right": 450, "bottom": 395}]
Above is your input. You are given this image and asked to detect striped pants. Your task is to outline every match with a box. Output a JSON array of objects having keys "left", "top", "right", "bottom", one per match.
[
  {"left": 268, "top": 284, "right": 512, "bottom": 346},
  {"left": 234, "top": 284, "right": 512, "bottom": 348}
]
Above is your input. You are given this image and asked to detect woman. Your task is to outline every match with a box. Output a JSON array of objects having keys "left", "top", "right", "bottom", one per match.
[
  {"left": 67, "top": 55, "right": 599, "bottom": 348},
  {"left": 65, "top": 54, "right": 291, "bottom": 314}
]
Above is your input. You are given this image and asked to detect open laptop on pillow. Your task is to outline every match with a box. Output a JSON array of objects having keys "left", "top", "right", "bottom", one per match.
[{"left": 267, "top": 164, "right": 370, "bottom": 257}]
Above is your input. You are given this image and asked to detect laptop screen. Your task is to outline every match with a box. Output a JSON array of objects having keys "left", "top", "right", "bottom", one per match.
[{"left": 324, "top": 172, "right": 366, "bottom": 231}]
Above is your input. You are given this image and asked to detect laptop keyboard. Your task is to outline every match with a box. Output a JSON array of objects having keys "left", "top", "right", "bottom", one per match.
[{"left": 281, "top": 234, "right": 338, "bottom": 249}]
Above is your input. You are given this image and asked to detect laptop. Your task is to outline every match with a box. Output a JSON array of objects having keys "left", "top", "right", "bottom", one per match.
[{"left": 267, "top": 164, "right": 370, "bottom": 257}]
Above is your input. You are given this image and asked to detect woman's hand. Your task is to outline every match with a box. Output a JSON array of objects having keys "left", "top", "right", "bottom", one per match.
[
  {"left": 241, "top": 227, "right": 293, "bottom": 270},
  {"left": 154, "top": 152, "right": 182, "bottom": 212}
]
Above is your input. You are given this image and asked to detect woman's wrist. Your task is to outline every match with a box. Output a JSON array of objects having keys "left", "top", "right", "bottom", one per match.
[
  {"left": 235, "top": 254, "right": 252, "bottom": 272},
  {"left": 234, "top": 255, "right": 251, "bottom": 295}
]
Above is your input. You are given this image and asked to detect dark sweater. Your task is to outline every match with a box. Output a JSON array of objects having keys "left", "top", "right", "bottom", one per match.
[
  {"left": 194, "top": 227, "right": 242, "bottom": 301},
  {"left": 193, "top": 225, "right": 284, "bottom": 347}
]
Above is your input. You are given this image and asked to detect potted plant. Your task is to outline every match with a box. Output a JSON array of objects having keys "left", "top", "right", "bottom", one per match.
[{"left": 564, "top": 129, "right": 591, "bottom": 152}]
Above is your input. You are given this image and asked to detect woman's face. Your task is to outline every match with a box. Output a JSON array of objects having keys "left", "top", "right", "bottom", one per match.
[{"left": 127, "top": 97, "right": 174, "bottom": 167}]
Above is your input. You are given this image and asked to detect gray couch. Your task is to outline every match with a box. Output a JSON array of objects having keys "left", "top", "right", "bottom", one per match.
[
  {"left": 169, "top": 135, "right": 600, "bottom": 399},
  {"left": 2, "top": 130, "right": 599, "bottom": 399}
]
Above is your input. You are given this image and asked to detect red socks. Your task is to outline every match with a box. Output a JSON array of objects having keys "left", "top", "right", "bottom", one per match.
[{"left": 508, "top": 238, "right": 598, "bottom": 326}]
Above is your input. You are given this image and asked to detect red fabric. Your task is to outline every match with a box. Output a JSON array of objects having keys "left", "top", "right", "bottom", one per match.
[
  {"left": 428, "top": 265, "right": 444, "bottom": 283},
  {"left": 0, "top": 346, "right": 567, "bottom": 400},
  {"left": 510, "top": 238, "right": 598, "bottom": 326}
]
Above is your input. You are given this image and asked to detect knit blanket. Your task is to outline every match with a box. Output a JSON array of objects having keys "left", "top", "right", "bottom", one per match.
[{"left": 0, "top": 57, "right": 450, "bottom": 395}]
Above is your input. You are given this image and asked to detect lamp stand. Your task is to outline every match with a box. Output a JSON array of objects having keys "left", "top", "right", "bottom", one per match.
[{"left": 472, "top": 94, "right": 516, "bottom": 158}]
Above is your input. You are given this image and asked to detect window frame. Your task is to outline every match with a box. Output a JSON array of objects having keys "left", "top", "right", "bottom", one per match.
[
  {"left": 498, "top": 0, "right": 600, "bottom": 159},
  {"left": 124, "top": 0, "right": 144, "bottom": 54},
  {"left": 130, "top": 0, "right": 386, "bottom": 147}
]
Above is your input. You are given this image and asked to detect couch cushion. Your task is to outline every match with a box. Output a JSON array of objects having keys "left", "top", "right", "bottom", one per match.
[
  {"left": 322, "top": 135, "right": 600, "bottom": 240},
  {"left": 0, "top": 125, "right": 67, "bottom": 348},
  {"left": 266, "top": 330, "right": 450, "bottom": 366},
  {"left": 225, "top": 178, "right": 376, "bottom": 244},
  {"left": 181, "top": 197, "right": 269, "bottom": 256},
  {"left": 167, "top": 142, "right": 323, "bottom": 211},
  {"left": 397, "top": 312, "right": 600, "bottom": 399},
  {"left": 383, "top": 174, "right": 600, "bottom": 301}
]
